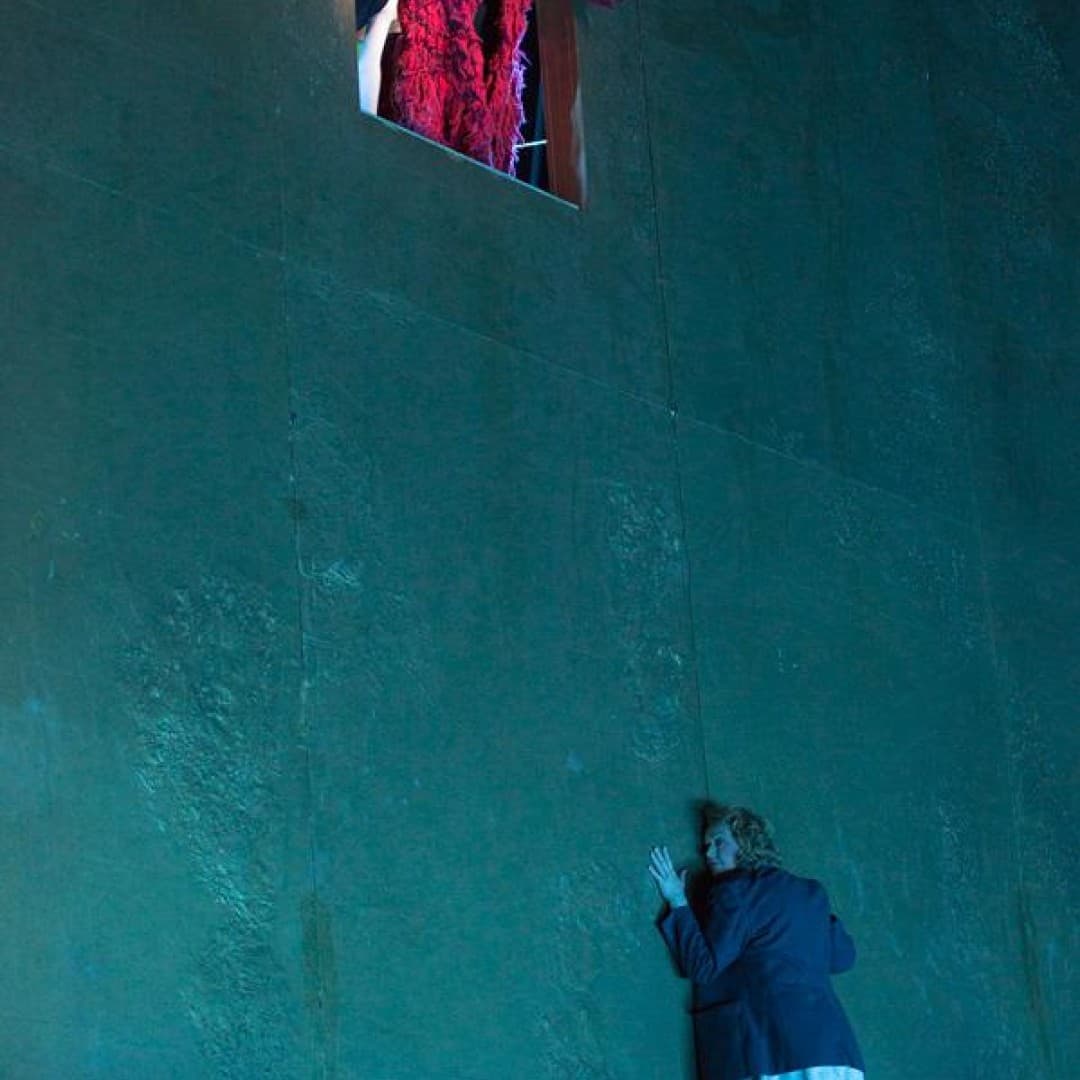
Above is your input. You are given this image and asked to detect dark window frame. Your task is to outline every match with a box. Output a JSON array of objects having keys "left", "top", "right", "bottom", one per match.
[{"left": 533, "top": 0, "right": 585, "bottom": 206}]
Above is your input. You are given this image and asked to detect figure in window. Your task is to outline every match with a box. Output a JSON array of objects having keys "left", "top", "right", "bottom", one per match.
[
  {"left": 356, "top": 0, "right": 401, "bottom": 120},
  {"left": 356, "top": 0, "right": 534, "bottom": 176}
]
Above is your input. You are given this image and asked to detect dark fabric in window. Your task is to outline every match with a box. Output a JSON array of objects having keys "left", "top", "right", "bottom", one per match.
[{"left": 356, "top": 0, "right": 392, "bottom": 31}]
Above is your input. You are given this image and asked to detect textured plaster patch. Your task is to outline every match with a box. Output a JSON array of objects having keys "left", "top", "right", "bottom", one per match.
[
  {"left": 603, "top": 484, "right": 689, "bottom": 765},
  {"left": 539, "top": 861, "right": 644, "bottom": 1078},
  {"left": 119, "top": 575, "right": 298, "bottom": 1076}
]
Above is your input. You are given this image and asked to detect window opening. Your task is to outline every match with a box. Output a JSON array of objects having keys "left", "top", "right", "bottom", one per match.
[{"left": 356, "top": 0, "right": 603, "bottom": 206}]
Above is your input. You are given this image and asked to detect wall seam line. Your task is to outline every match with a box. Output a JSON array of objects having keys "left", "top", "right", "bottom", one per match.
[
  {"left": 276, "top": 67, "right": 331, "bottom": 1080},
  {"left": 630, "top": 0, "right": 711, "bottom": 799}
]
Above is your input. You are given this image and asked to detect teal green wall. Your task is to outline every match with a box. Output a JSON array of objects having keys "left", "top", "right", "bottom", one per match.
[{"left": 1, "top": 0, "right": 1075, "bottom": 1076}]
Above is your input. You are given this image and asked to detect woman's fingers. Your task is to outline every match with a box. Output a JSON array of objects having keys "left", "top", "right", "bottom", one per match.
[
  {"left": 649, "top": 845, "right": 690, "bottom": 905},
  {"left": 649, "top": 845, "right": 677, "bottom": 878}
]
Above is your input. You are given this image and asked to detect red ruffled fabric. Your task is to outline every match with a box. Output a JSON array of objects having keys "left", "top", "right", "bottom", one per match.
[
  {"left": 389, "top": 0, "right": 533, "bottom": 175},
  {"left": 485, "top": 0, "right": 530, "bottom": 173},
  {"left": 390, "top": 0, "right": 452, "bottom": 146},
  {"left": 388, "top": 0, "right": 621, "bottom": 173}
]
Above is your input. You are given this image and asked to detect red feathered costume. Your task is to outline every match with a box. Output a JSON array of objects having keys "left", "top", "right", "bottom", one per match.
[
  {"left": 388, "top": 0, "right": 533, "bottom": 175},
  {"left": 372, "top": 0, "right": 623, "bottom": 177}
]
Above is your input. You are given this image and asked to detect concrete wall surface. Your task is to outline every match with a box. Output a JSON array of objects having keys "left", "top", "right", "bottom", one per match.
[{"left": 0, "top": 0, "right": 1076, "bottom": 1076}]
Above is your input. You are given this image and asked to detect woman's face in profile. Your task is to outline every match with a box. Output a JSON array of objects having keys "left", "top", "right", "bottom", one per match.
[{"left": 703, "top": 824, "right": 739, "bottom": 875}]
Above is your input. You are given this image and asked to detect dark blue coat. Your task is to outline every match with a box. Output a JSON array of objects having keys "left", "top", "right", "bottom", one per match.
[{"left": 659, "top": 867, "right": 864, "bottom": 1080}]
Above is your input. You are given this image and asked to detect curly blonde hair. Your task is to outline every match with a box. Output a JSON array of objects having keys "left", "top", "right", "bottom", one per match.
[{"left": 704, "top": 802, "right": 782, "bottom": 869}]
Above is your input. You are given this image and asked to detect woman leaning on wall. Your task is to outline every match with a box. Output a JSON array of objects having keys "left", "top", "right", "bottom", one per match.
[{"left": 650, "top": 804, "right": 865, "bottom": 1080}]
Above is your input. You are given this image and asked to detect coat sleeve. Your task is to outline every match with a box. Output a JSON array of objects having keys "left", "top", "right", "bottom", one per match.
[
  {"left": 658, "top": 879, "right": 751, "bottom": 985},
  {"left": 828, "top": 913, "right": 856, "bottom": 973}
]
